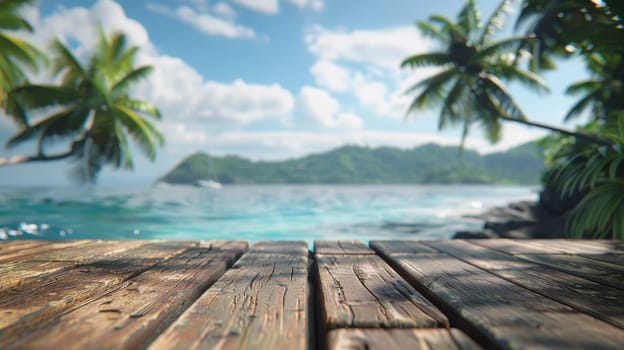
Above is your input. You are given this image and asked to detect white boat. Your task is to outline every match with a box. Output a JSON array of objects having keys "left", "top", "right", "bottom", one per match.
[{"left": 197, "top": 179, "right": 223, "bottom": 189}]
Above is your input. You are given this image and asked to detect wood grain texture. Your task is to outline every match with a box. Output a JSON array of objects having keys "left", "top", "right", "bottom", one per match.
[
  {"left": 373, "top": 241, "right": 624, "bottom": 349},
  {"left": 0, "top": 241, "right": 50, "bottom": 255},
  {"left": 328, "top": 328, "right": 482, "bottom": 350},
  {"left": 475, "top": 239, "right": 624, "bottom": 266},
  {"left": 369, "top": 240, "right": 438, "bottom": 255},
  {"left": 0, "top": 241, "right": 195, "bottom": 345},
  {"left": 316, "top": 254, "right": 447, "bottom": 329},
  {"left": 495, "top": 239, "right": 623, "bottom": 255},
  {"left": 427, "top": 240, "right": 624, "bottom": 329},
  {"left": 249, "top": 240, "right": 309, "bottom": 255},
  {"left": 10, "top": 241, "right": 248, "bottom": 350},
  {"left": 0, "top": 240, "right": 147, "bottom": 292},
  {"left": 149, "top": 241, "right": 309, "bottom": 350},
  {"left": 314, "top": 241, "right": 373, "bottom": 255},
  {"left": 471, "top": 239, "right": 624, "bottom": 290},
  {"left": 0, "top": 240, "right": 92, "bottom": 263}
]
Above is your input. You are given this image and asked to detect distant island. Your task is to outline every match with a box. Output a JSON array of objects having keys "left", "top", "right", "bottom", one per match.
[{"left": 159, "top": 142, "right": 545, "bottom": 185}]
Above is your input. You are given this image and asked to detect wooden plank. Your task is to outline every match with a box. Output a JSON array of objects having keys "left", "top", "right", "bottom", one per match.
[
  {"left": 149, "top": 241, "right": 309, "bottom": 350},
  {"left": 0, "top": 241, "right": 195, "bottom": 345},
  {"left": 471, "top": 239, "right": 624, "bottom": 290},
  {"left": 0, "top": 240, "right": 50, "bottom": 255},
  {"left": 10, "top": 241, "right": 248, "bottom": 350},
  {"left": 328, "top": 328, "right": 481, "bottom": 350},
  {"left": 249, "top": 240, "right": 308, "bottom": 255},
  {"left": 510, "top": 239, "right": 623, "bottom": 255},
  {"left": 314, "top": 240, "right": 374, "bottom": 255},
  {"left": 369, "top": 240, "right": 438, "bottom": 255},
  {"left": 0, "top": 240, "right": 147, "bottom": 292},
  {"left": 475, "top": 238, "right": 624, "bottom": 270},
  {"left": 316, "top": 254, "right": 447, "bottom": 329},
  {"left": 371, "top": 241, "right": 624, "bottom": 349},
  {"left": 0, "top": 240, "right": 92, "bottom": 263},
  {"left": 427, "top": 240, "right": 624, "bottom": 329}
]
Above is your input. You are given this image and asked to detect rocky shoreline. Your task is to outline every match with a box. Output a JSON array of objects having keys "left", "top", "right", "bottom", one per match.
[{"left": 454, "top": 188, "right": 580, "bottom": 239}]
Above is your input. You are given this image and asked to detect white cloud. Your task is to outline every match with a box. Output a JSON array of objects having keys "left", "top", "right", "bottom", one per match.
[
  {"left": 306, "top": 25, "right": 428, "bottom": 72},
  {"left": 162, "top": 126, "right": 545, "bottom": 161},
  {"left": 233, "top": 0, "right": 323, "bottom": 15},
  {"left": 297, "top": 86, "right": 362, "bottom": 129},
  {"left": 233, "top": 0, "right": 279, "bottom": 15},
  {"left": 305, "top": 25, "right": 435, "bottom": 120},
  {"left": 286, "top": 0, "right": 324, "bottom": 11},
  {"left": 195, "top": 80, "right": 295, "bottom": 123},
  {"left": 310, "top": 60, "right": 351, "bottom": 92},
  {"left": 213, "top": 2, "right": 237, "bottom": 18},
  {"left": 147, "top": 4, "right": 254, "bottom": 39}
]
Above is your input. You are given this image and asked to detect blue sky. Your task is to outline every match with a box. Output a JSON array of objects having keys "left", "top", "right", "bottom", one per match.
[{"left": 0, "top": 0, "right": 588, "bottom": 185}]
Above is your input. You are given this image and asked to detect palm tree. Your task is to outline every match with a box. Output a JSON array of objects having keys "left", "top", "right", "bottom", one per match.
[
  {"left": 1, "top": 29, "right": 163, "bottom": 182},
  {"left": 0, "top": 0, "right": 43, "bottom": 113},
  {"left": 401, "top": 0, "right": 612, "bottom": 147},
  {"left": 515, "top": 0, "right": 624, "bottom": 69}
]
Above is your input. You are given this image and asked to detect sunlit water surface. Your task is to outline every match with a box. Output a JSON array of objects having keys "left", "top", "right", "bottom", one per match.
[{"left": 0, "top": 185, "right": 538, "bottom": 243}]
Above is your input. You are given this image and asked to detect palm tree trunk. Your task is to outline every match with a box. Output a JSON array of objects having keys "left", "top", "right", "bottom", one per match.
[{"left": 498, "top": 115, "right": 614, "bottom": 147}]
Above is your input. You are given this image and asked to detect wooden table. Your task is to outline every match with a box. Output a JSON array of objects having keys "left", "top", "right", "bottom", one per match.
[{"left": 1, "top": 239, "right": 624, "bottom": 349}]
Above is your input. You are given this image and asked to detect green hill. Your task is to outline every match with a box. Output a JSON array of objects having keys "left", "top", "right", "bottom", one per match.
[{"left": 159, "top": 142, "right": 545, "bottom": 185}]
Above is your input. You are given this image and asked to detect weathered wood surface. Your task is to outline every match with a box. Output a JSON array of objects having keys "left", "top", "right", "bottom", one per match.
[
  {"left": 314, "top": 240, "right": 373, "bottom": 255},
  {"left": 372, "top": 240, "right": 624, "bottom": 349},
  {"left": 0, "top": 240, "right": 91, "bottom": 263},
  {"left": 149, "top": 241, "right": 309, "bottom": 350},
  {"left": 473, "top": 239, "right": 624, "bottom": 290},
  {"left": 369, "top": 240, "right": 438, "bottom": 255},
  {"left": 9, "top": 241, "right": 248, "bottom": 350},
  {"left": 316, "top": 253, "right": 447, "bottom": 329},
  {"left": 328, "top": 328, "right": 482, "bottom": 350},
  {"left": 0, "top": 240, "right": 50, "bottom": 255},
  {"left": 2, "top": 238, "right": 624, "bottom": 349},
  {"left": 249, "top": 240, "right": 309, "bottom": 255},
  {"left": 0, "top": 240, "right": 147, "bottom": 292},
  {"left": 425, "top": 240, "right": 624, "bottom": 329},
  {"left": 0, "top": 241, "right": 195, "bottom": 345}
]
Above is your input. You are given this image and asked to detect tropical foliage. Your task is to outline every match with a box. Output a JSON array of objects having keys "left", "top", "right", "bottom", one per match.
[
  {"left": 520, "top": 0, "right": 624, "bottom": 238},
  {"left": 403, "top": 0, "right": 624, "bottom": 238},
  {"left": 0, "top": 0, "right": 43, "bottom": 110},
  {"left": 401, "top": 0, "right": 551, "bottom": 144},
  {"left": 4, "top": 29, "right": 163, "bottom": 182}
]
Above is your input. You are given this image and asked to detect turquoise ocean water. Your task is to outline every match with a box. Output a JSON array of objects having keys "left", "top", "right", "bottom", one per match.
[{"left": 0, "top": 185, "right": 538, "bottom": 243}]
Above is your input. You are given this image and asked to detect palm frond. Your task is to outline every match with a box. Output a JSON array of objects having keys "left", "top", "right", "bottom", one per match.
[
  {"left": 495, "top": 62, "right": 550, "bottom": 93},
  {"left": 113, "top": 104, "right": 163, "bottom": 159},
  {"left": 439, "top": 79, "right": 467, "bottom": 129},
  {"left": 111, "top": 65, "right": 153, "bottom": 95},
  {"left": 475, "top": 36, "right": 528, "bottom": 60},
  {"left": 51, "top": 39, "right": 86, "bottom": 83},
  {"left": 429, "top": 15, "right": 467, "bottom": 42},
  {"left": 9, "top": 85, "right": 81, "bottom": 109},
  {"left": 457, "top": 0, "right": 481, "bottom": 34},
  {"left": 0, "top": 33, "right": 41, "bottom": 69},
  {"left": 480, "top": 74, "right": 526, "bottom": 120},
  {"left": 479, "top": 0, "right": 513, "bottom": 44},
  {"left": 401, "top": 52, "right": 452, "bottom": 69},
  {"left": 117, "top": 98, "right": 161, "bottom": 119},
  {"left": 6, "top": 108, "right": 78, "bottom": 147},
  {"left": 568, "top": 180, "right": 624, "bottom": 238},
  {"left": 404, "top": 68, "right": 458, "bottom": 115},
  {"left": 564, "top": 92, "right": 600, "bottom": 121},
  {"left": 416, "top": 21, "right": 446, "bottom": 41},
  {"left": 114, "top": 121, "right": 133, "bottom": 169},
  {"left": 565, "top": 80, "right": 601, "bottom": 95}
]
